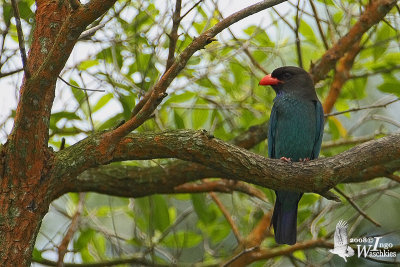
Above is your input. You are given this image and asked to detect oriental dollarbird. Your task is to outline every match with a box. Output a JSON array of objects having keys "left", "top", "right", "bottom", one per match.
[{"left": 259, "top": 66, "right": 324, "bottom": 245}]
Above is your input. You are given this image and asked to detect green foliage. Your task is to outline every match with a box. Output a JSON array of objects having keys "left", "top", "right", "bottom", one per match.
[
  {"left": 191, "top": 194, "right": 216, "bottom": 223},
  {"left": 378, "top": 75, "right": 400, "bottom": 97}
]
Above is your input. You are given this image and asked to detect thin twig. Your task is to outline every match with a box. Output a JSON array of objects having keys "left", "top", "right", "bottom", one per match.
[
  {"left": 156, "top": 207, "right": 193, "bottom": 244},
  {"left": 209, "top": 192, "right": 242, "bottom": 243},
  {"left": 166, "top": 0, "right": 182, "bottom": 71},
  {"left": 78, "top": 72, "right": 95, "bottom": 130},
  {"left": 0, "top": 68, "right": 23, "bottom": 78},
  {"left": 174, "top": 179, "right": 268, "bottom": 202},
  {"left": 350, "top": 65, "right": 400, "bottom": 79},
  {"left": 58, "top": 76, "right": 105, "bottom": 92},
  {"left": 334, "top": 187, "right": 381, "bottom": 227},
  {"left": 294, "top": 0, "right": 303, "bottom": 68},
  {"left": 180, "top": 0, "right": 203, "bottom": 20},
  {"left": 79, "top": 23, "right": 106, "bottom": 40},
  {"left": 309, "top": 0, "right": 329, "bottom": 49},
  {"left": 221, "top": 246, "right": 259, "bottom": 267},
  {"left": 325, "top": 98, "right": 399, "bottom": 117},
  {"left": 57, "top": 193, "right": 84, "bottom": 266},
  {"left": 272, "top": 7, "right": 294, "bottom": 30},
  {"left": 321, "top": 133, "right": 381, "bottom": 149},
  {"left": 370, "top": 114, "right": 400, "bottom": 128},
  {"left": 0, "top": 19, "right": 11, "bottom": 67},
  {"left": 11, "top": 0, "right": 30, "bottom": 78}
]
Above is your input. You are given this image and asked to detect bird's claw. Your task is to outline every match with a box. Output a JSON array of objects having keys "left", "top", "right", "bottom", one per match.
[
  {"left": 299, "top": 157, "right": 310, "bottom": 162},
  {"left": 280, "top": 157, "right": 292, "bottom": 162}
]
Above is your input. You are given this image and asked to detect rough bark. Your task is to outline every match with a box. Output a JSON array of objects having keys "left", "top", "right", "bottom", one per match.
[
  {"left": 0, "top": 0, "right": 117, "bottom": 265},
  {"left": 54, "top": 130, "right": 400, "bottom": 198}
]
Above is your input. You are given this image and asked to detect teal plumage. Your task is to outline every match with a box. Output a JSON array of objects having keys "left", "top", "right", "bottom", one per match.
[{"left": 260, "top": 66, "right": 324, "bottom": 245}]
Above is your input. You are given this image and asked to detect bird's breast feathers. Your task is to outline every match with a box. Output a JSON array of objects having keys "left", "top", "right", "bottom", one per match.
[{"left": 272, "top": 94, "right": 318, "bottom": 160}]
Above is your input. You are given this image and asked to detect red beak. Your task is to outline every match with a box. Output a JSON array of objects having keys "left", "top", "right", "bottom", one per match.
[{"left": 259, "top": 74, "right": 281, "bottom": 85}]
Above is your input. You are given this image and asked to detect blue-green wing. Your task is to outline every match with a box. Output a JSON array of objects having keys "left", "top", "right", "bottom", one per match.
[
  {"left": 311, "top": 100, "right": 324, "bottom": 159},
  {"left": 268, "top": 104, "right": 278, "bottom": 158}
]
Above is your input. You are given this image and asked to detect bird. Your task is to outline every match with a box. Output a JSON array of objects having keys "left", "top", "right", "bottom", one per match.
[
  {"left": 329, "top": 220, "right": 354, "bottom": 262},
  {"left": 259, "top": 66, "right": 324, "bottom": 245}
]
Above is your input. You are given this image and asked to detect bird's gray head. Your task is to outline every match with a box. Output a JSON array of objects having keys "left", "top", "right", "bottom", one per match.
[{"left": 259, "top": 66, "right": 317, "bottom": 100}]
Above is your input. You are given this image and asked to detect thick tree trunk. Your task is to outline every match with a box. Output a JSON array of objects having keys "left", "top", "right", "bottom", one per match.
[
  {"left": 0, "top": 0, "right": 117, "bottom": 264},
  {"left": 0, "top": 172, "right": 52, "bottom": 265}
]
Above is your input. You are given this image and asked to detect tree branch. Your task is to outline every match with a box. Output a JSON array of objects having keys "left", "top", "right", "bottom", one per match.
[
  {"left": 57, "top": 193, "right": 84, "bottom": 266},
  {"left": 55, "top": 129, "right": 400, "bottom": 198},
  {"left": 322, "top": 40, "right": 361, "bottom": 114},
  {"left": 165, "top": 0, "right": 182, "bottom": 71},
  {"left": 310, "top": 0, "right": 397, "bottom": 83},
  {"left": 225, "top": 211, "right": 272, "bottom": 266},
  {"left": 174, "top": 179, "right": 268, "bottom": 202},
  {"left": 57, "top": 121, "right": 268, "bottom": 197},
  {"left": 251, "top": 238, "right": 332, "bottom": 262}
]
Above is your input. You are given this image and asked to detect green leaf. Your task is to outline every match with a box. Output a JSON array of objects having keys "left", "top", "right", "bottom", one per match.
[
  {"left": 74, "top": 228, "right": 95, "bottom": 251},
  {"left": 208, "top": 223, "right": 231, "bottom": 243},
  {"left": 299, "top": 19, "right": 317, "bottom": 45},
  {"left": 96, "top": 206, "right": 110, "bottom": 217},
  {"left": 174, "top": 110, "right": 185, "bottom": 129},
  {"left": 327, "top": 117, "right": 345, "bottom": 140},
  {"left": 243, "top": 25, "right": 259, "bottom": 36},
  {"left": 79, "top": 60, "right": 99, "bottom": 71},
  {"left": 192, "top": 107, "right": 209, "bottom": 129},
  {"left": 70, "top": 80, "right": 85, "bottom": 105},
  {"left": 92, "top": 233, "right": 106, "bottom": 256},
  {"left": 293, "top": 250, "right": 306, "bottom": 261},
  {"left": 197, "top": 77, "right": 214, "bottom": 89},
  {"left": 97, "top": 113, "right": 124, "bottom": 130},
  {"left": 378, "top": 76, "right": 400, "bottom": 97},
  {"left": 18, "top": 1, "right": 34, "bottom": 21},
  {"left": 252, "top": 50, "right": 268, "bottom": 63},
  {"left": 32, "top": 248, "right": 43, "bottom": 261},
  {"left": 229, "top": 60, "right": 245, "bottom": 86},
  {"left": 2, "top": 3, "right": 12, "bottom": 24},
  {"left": 51, "top": 111, "right": 81, "bottom": 123},
  {"left": 333, "top": 10, "right": 343, "bottom": 24},
  {"left": 162, "top": 231, "right": 202, "bottom": 248},
  {"left": 373, "top": 24, "right": 396, "bottom": 61},
  {"left": 191, "top": 194, "right": 216, "bottom": 223},
  {"left": 152, "top": 195, "right": 170, "bottom": 232},
  {"left": 92, "top": 93, "right": 113, "bottom": 113},
  {"left": 119, "top": 94, "right": 135, "bottom": 120},
  {"left": 165, "top": 91, "right": 197, "bottom": 104}
]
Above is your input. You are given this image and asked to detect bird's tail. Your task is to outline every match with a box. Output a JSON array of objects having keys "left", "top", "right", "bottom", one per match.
[{"left": 272, "top": 191, "right": 302, "bottom": 245}]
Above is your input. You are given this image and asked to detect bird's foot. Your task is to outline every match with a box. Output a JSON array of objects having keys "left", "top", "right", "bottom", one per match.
[
  {"left": 299, "top": 157, "right": 310, "bottom": 162},
  {"left": 280, "top": 157, "right": 292, "bottom": 162}
]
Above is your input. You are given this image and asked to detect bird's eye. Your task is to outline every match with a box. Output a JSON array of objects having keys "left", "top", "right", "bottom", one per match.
[{"left": 281, "top": 73, "right": 292, "bottom": 79}]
